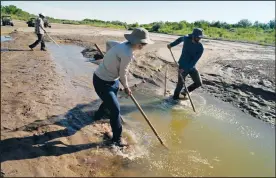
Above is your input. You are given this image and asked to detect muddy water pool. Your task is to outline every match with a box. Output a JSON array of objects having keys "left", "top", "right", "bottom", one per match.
[
  {"left": 47, "top": 42, "right": 275, "bottom": 177},
  {"left": 118, "top": 91, "right": 275, "bottom": 177}
]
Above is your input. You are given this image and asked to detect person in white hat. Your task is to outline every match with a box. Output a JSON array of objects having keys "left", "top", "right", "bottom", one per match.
[
  {"left": 93, "top": 27, "right": 154, "bottom": 147},
  {"left": 29, "top": 13, "right": 47, "bottom": 51}
]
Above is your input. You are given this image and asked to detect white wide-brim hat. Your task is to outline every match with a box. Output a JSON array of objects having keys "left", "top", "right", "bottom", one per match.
[{"left": 124, "top": 27, "right": 154, "bottom": 45}]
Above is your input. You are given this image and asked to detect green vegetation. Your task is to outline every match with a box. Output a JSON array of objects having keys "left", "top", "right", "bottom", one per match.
[
  {"left": 1, "top": 5, "right": 36, "bottom": 20},
  {"left": 1, "top": 5, "right": 275, "bottom": 45},
  {"left": 142, "top": 20, "right": 275, "bottom": 45}
]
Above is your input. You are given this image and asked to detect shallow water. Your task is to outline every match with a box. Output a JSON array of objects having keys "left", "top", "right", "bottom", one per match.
[
  {"left": 118, "top": 92, "right": 275, "bottom": 177},
  {"left": 47, "top": 42, "right": 275, "bottom": 177},
  {"left": 1, "top": 36, "right": 13, "bottom": 52},
  {"left": 1, "top": 35, "right": 12, "bottom": 42},
  {"left": 46, "top": 42, "right": 99, "bottom": 99}
]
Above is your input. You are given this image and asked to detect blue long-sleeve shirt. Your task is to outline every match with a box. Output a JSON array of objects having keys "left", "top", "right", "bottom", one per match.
[{"left": 170, "top": 35, "right": 204, "bottom": 71}]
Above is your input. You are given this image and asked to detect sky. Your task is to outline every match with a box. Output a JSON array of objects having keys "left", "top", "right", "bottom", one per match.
[{"left": 2, "top": 1, "right": 275, "bottom": 24}]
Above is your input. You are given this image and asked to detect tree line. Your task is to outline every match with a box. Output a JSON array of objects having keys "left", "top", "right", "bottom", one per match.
[{"left": 1, "top": 5, "right": 275, "bottom": 45}]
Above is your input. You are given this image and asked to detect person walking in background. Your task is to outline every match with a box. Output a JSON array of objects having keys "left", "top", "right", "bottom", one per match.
[
  {"left": 29, "top": 13, "right": 47, "bottom": 51},
  {"left": 167, "top": 28, "right": 204, "bottom": 100},
  {"left": 93, "top": 28, "right": 154, "bottom": 147}
]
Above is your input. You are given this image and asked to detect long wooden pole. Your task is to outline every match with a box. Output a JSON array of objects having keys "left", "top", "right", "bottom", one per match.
[
  {"left": 45, "top": 32, "right": 60, "bottom": 47},
  {"left": 164, "top": 65, "right": 168, "bottom": 96},
  {"left": 129, "top": 95, "right": 168, "bottom": 149},
  {"left": 169, "top": 48, "right": 196, "bottom": 112},
  {"left": 95, "top": 43, "right": 168, "bottom": 149}
]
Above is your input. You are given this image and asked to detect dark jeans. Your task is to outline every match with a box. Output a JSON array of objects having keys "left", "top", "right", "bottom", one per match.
[
  {"left": 173, "top": 68, "right": 202, "bottom": 98},
  {"left": 93, "top": 73, "right": 122, "bottom": 141},
  {"left": 29, "top": 34, "right": 46, "bottom": 50}
]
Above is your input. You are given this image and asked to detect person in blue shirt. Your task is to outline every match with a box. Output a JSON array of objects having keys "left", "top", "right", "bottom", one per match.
[{"left": 167, "top": 28, "right": 204, "bottom": 100}]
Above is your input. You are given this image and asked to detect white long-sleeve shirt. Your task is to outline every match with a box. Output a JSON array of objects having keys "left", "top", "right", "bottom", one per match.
[
  {"left": 35, "top": 17, "right": 45, "bottom": 35},
  {"left": 106, "top": 40, "right": 120, "bottom": 51},
  {"left": 94, "top": 41, "right": 134, "bottom": 88}
]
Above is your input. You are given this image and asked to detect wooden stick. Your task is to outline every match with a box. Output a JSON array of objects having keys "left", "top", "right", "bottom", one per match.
[
  {"left": 164, "top": 65, "right": 168, "bottom": 96},
  {"left": 94, "top": 44, "right": 104, "bottom": 56},
  {"left": 169, "top": 48, "right": 196, "bottom": 112},
  {"left": 129, "top": 95, "right": 168, "bottom": 149},
  {"left": 45, "top": 32, "right": 60, "bottom": 47},
  {"left": 95, "top": 43, "right": 168, "bottom": 149}
]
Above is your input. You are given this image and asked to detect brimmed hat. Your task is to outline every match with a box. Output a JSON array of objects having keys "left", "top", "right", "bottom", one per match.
[
  {"left": 124, "top": 27, "right": 154, "bottom": 45},
  {"left": 189, "top": 28, "right": 204, "bottom": 38},
  {"left": 39, "top": 13, "right": 45, "bottom": 17}
]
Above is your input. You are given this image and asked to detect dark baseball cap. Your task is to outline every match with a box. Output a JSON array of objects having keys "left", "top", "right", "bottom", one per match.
[{"left": 190, "top": 28, "right": 204, "bottom": 38}]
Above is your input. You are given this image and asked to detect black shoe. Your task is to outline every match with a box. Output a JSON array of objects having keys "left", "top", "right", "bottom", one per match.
[
  {"left": 180, "top": 92, "right": 188, "bottom": 100},
  {"left": 29, "top": 45, "right": 34, "bottom": 51},
  {"left": 112, "top": 138, "right": 128, "bottom": 147},
  {"left": 181, "top": 88, "right": 187, "bottom": 96},
  {"left": 41, "top": 48, "right": 47, "bottom": 51},
  {"left": 180, "top": 91, "right": 190, "bottom": 100},
  {"left": 104, "top": 132, "right": 128, "bottom": 147}
]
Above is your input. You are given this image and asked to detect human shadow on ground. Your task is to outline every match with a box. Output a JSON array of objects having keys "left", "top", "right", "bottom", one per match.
[
  {"left": 12, "top": 98, "right": 148, "bottom": 133},
  {"left": 0, "top": 130, "right": 105, "bottom": 163},
  {"left": 1, "top": 99, "right": 104, "bottom": 163},
  {"left": 12, "top": 96, "right": 164, "bottom": 134},
  {"left": 1, "top": 98, "right": 163, "bottom": 163}
]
